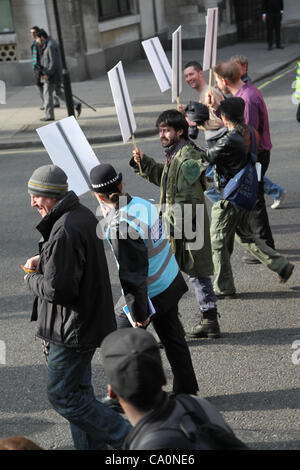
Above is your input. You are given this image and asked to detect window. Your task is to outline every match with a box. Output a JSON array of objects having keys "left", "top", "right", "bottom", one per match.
[
  {"left": 98, "top": 0, "right": 131, "bottom": 20},
  {"left": 0, "top": 0, "right": 14, "bottom": 33}
]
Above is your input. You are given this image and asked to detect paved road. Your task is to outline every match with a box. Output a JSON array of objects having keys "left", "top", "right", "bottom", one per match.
[{"left": 0, "top": 64, "right": 299, "bottom": 451}]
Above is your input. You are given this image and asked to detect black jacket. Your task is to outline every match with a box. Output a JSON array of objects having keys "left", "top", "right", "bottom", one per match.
[
  {"left": 205, "top": 128, "right": 249, "bottom": 186},
  {"left": 262, "top": 0, "right": 284, "bottom": 14},
  {"left": 26, "top": 191, "right": 116, "bottom": 349},
  {"left": 124, "top": 392, "right": 240, "bottom": 450}
]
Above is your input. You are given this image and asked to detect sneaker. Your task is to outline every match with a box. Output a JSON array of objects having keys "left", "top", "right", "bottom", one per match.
[
  {"left": 271, "top": 191, "right": 286, "bottom": 209},
  {"left": 278, "top": 262, "right": 294, "bottom": 284}
]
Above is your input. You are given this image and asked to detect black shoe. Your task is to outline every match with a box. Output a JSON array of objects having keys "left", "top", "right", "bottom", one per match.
[
  {"left": 101, "top": 395, "right": 124, "bottom": 413},
  {"left": 277, "top": 44, "right": 284, "bottom": 49},
  {"left": 54, "top": 103, "right": 60, "bottom": 108},
  {"left": 40, "top": 106, "right": 45, "bottom": 110},
  {"left": 215, "top": 293, "right": 236, "bottom": 299},
  {"left": 186, "top": 309, "right": 221, "bottom": 339},
  {"left": 40, "top": 117, "right": 54, "bottom": 121},
  {"left": 267, "top": 45, "right": 273, "bottom": 50},
  {"left": 242, "top": 256, "right": 261, "bottom": 265},
  {"left": 76, "top": 103, "right": 82, "bottom": 117},
  {"left": 278, "top": 262, "right": 294, "bottom": 284}
]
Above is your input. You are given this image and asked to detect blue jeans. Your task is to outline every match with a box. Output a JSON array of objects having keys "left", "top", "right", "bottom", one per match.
[
  {"left": 188, "top": 276, "right": 217, "bottom": 312},
  {"left": 263, "top": 176, "right": 284, "bottom": 201},
  {"left": 204, "top": 165, "right": 219, "bottom": 204},
  {"left": 46, "top": 343, "right": 131, "bottom": 450}
]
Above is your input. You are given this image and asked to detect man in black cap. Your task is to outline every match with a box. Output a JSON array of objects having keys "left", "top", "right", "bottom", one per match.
[
  {"left": 101, "top": 328, "right": 247, "bottom": 450},
  {"left": 90, "top": 163, "right": 199, "bottom": 408},
  {"left": 23, "top": 164, "right": 130, "bottom": 450}
]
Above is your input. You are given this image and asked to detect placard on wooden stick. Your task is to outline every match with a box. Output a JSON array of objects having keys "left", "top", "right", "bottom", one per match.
[
  {"left": 142, "top": 37, "right": 172, "bottom": 93},
  {"left": 36, "top": 116, "right": 100, "bottom": 196},
  {"left": 203, "top": 7, "right": 218, "bottom": 87},
  {"left": 172, "top": 26, "right": 182, "bottom": 105},
  {"left": 107, "top": 61, "right": 137, "bottom": 144},
  {"left": 108, "top": 61, "right": 142, "bottom": 173}
]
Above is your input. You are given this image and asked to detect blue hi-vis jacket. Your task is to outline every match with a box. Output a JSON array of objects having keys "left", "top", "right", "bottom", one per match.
[{"left": 107, "top": 196, "right": 179, "bottom": 300}]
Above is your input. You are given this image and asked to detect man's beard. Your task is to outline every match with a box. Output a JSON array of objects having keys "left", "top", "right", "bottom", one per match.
[{"left": 161, "top": 135, "right": 180, "bottom": 148}]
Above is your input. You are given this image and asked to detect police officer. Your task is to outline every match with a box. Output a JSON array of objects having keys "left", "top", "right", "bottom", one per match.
[{"left": 90, "top": 163, "right": 199, "bottom": 406}]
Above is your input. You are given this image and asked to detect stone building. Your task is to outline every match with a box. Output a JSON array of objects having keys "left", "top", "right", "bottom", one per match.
[{"left": 0, "top": 0, "right": 299, "bottom": 86}]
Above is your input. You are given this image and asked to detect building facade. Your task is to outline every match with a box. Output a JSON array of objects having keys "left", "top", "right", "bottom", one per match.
[{"left": 0, "top": 0, "right": 299, "bottom": 86}]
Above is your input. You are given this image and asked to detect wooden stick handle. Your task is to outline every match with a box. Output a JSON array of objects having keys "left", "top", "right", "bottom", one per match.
[
  {"left": 132, "top": 134, "right": 142, "bottom": 175},
  {"left": 208, "top": 68, "right": 213, "bottom": 90}
]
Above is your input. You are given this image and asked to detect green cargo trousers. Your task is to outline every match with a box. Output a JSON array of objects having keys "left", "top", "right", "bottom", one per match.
[{"left": 210, "top": 200, "right": 288, "bottom": 295}]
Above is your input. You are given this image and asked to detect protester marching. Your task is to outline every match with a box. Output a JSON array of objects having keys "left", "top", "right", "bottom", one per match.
[{"left": 3, "top": 5, "right": 295, "bottom": 453}]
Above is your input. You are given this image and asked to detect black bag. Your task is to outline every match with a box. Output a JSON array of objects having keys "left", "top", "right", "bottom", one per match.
[
  {"left": 175, "top": 394, "right": 248, "bottom": 450},
  {"left": 135, "top": 395, "right": 248, "bottom": 450},
  {"left": 223, "top": 127, "right": 258, "bottom": 211}
]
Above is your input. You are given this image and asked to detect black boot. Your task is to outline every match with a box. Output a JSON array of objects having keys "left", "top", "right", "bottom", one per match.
[{"left": 186, "top": 308, "right": 221, "bottom": 339}]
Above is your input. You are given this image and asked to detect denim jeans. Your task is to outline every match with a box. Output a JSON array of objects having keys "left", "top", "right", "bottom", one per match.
[
  {"left": 188, "top": 276, "right": 217, "bottom": 312},
  {"left": 46, "top": 343, "right": 131, "bottom": 450},
  {"left": 263, "top": 176, "right": 284, "bottom": 201},
  {"left": 204, "top": 165, "right": 220, "bottom": 204}
]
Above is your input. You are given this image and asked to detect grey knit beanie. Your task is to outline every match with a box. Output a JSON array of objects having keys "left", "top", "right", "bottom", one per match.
[{"left": 28, "top": 165, "right": 68, "bottom": 199}]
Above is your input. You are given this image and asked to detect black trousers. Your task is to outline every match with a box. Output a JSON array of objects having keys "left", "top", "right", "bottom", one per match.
[
  {"left": 266, "top": 13, "right": 282, "bottom": 47},
  {"left": 249, "top": 149, "right": 275, "bottom": 250},
  {"left": 116, "top": 302, "right": 199, "bottom": 396}
]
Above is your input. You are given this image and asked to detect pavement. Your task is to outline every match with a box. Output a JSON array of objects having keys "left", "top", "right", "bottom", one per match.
[{"left": 1, "top": 41, "right": 300, "bottom": 150}]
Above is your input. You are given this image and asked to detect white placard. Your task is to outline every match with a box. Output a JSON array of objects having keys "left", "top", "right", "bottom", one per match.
[
  {"left": 142, "top": 37, "right": 172, "bottom": 93},
  {"left": 0, "top": 80, "right": 6, "bottom": 104},
  {"left": 203, "top": 8, "right": 218, "bottom": 71},
  {"left": 36, "top": 116, "right": 100, "bottom": 196},
  {"left": 107, "top": 61, "right": 137, "bottom": 143},
  {"left": 172, "top": 26, "right": 182, "bottom": 103}
]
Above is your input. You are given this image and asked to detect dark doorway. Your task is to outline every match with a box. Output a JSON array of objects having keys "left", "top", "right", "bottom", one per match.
[{"left": 234, "top": 0, "right": 266, "bottom": 41}]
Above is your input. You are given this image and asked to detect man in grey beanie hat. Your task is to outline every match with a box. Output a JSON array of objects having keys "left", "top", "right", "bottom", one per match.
[
  {"left": 27, "top": 164, "right": 68, "bottom": 219},
  {"left": 28, "top": 164, "right": 68, "bottom": 199},
  {"left": 23, "top": 164, "right": 131, "bottom": 450}
]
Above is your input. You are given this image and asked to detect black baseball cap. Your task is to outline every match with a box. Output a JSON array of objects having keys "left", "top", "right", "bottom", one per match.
[{"left": 101, "top": 328, "right": 166, "bottom": 402}]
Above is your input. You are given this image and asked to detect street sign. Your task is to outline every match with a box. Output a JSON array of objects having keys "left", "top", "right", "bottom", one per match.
[
  {"left": 172, "top": 26, "right": 182, "bottom": 104},
  {"left": 36, "top": 116, "right": 100, "bottom": 196},
  {"left": 142, "top": 37, "right": 172, "bottom": 93},
  {"left": 107, "top": 61, "right": 137, "bottom": 143}
]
